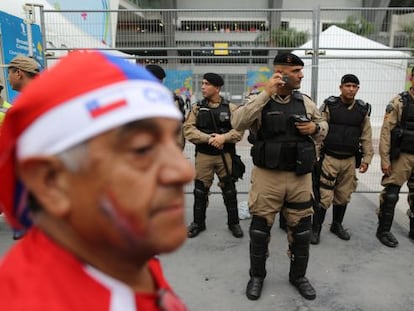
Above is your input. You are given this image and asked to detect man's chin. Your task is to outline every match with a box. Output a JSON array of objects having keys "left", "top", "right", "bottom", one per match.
[{"left": 155, "top": 226, "right": 188, "bottom": 254}]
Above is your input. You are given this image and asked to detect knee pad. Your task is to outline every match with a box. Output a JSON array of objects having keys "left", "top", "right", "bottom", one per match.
[
  {"left": 194, "top": 180, "right": 208, "bottom": 207},
  {"left": 383, "top": 184, "right": 401, "bottom": 208},
  {"left": 221, "top": 183, "right": 237, "bottom": 199},
  {"left": 220, "top": 177, "right": 236, "bottom": 194},
  {"left": 194, "top": 179, "right": 208, "bottom": 197},
  {"left": 291, "top": 216, "right": 311, "bottom": 245},
  {"left": 250, "top": 216, "right": 270, "bottom": 242},
  {"left": 408, "top": 189, "right": 414, "bottom": 210}
]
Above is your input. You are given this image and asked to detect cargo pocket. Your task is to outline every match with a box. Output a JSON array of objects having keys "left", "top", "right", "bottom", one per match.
[{"left": 296, "top": 141, "right": 316, "bottom": 175}]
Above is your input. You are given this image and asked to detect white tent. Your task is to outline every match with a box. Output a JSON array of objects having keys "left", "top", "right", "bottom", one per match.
[{"left": 293, "top": 25, "right": 410, "bottom": 127}]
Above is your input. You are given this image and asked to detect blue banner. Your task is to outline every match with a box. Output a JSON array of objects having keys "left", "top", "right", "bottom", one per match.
[
  {"left": 0, "top": 11, "right": 44, "bottom": 102},
  {"left": 164, "top": 69, "right": 193, "bottom": 101}
]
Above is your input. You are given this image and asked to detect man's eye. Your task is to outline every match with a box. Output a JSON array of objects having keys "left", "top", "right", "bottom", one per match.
[{"left": 132, "top": 145, "right": 153, "bottom": 155}]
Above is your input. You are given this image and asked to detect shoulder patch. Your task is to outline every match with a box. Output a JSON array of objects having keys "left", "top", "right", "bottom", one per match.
[
  {"left": 324, "top": 96, "right": 338, "bottom": 105},
  {"left": 355, "top": 99, "right": 366, "bottom": 107},
  {"left": 291, "top": 90, "right": 304, "bottom": 102},
  {"left": 385, "top": 103, "right": 394, "bottom": 113},
  {"left": 356, "top": 99, "right": 371, "bottom": 116}
]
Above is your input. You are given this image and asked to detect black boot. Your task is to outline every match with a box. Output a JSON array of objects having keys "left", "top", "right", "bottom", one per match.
[
  {"left": 187, "top": 222, "right": 205, "bottom": 238},
  {"left": 330, "top": 204, "right": 350, "bottom": 240},
  {"left": 408, "top": 211, "right": 414, "bottom": 240},
  {"left": 246, "top": 216, "right": 269, "bottom": 300},
  {"left": 377, "top": 185, "right": 400, "bottom": 247},
  {"left": 279, "top": 212, "right": 288, "bottom": 233},
  {"left": 222, "top": 178, "right": 243, "bottom": 238},
  {"left": 188, "top": 180, "right": 208, "bottom": 238},
  {"left": 310, "top": 205, "right": 326, "bottom": 245},
  {"left": 289, "top": 216, "right": 316, "bottom": 300},
  {"left": 407, "top": 190, "right": 414, "bottom": 240}
]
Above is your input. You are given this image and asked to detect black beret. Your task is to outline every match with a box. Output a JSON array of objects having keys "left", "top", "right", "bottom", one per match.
[
  {"left": 203, "top": 72, "right": 224, "bottom": 87},
  {"left": 145, "top": 64, "right": 166, "bottom": 81},
  {"left": 273, "top": 53, "right": 304, "bottom": 66},
  {"left": 341, "top": 74, "right": 360, "bottom": 85}
]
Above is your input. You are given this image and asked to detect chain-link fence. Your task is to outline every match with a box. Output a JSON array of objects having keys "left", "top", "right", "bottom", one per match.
[{"left": 38, "top": 7, "right": 414, "bottom": 193}]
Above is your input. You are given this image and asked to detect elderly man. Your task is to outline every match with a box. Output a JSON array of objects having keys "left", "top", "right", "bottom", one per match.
[{"left": 0, "top": 51, "right": 194, "bottom": 310}]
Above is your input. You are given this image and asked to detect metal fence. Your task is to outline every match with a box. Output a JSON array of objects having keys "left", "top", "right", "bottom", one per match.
[{"left": 37, "top": 7, "right": 414, "bottom": 193}]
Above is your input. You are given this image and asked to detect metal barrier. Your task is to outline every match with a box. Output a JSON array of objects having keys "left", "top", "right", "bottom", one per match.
[{"left": 36, "top": 7, "right": 414, "bottom": 193}]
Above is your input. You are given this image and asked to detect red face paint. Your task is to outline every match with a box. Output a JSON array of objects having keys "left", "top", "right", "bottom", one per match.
[{"left": 98, "top": 190, "right": 147, "bottom": 241}]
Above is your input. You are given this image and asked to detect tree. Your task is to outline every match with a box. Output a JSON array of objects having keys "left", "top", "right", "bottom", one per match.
[
  {"left": 255, "top": 27, "right": 309, "bottom": 47},
  {"left": 333, "top": 15, "right": 374, "bottom": 36},
  {"left": 401, "top": 20, "right": 414, "bottom": 52}
]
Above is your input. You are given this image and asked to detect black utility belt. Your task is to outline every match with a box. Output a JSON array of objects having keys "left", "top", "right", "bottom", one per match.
[
  {"left": 255, "top": 165, "right": 296, "bottom": 172},
  {"left": 324, "top": 150, "right": 354, "bottom": 159}
]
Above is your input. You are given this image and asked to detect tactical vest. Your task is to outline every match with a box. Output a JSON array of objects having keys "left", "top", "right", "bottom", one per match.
[
  {"left": 251, "top": 91, "right": 315, "bottom": 173},
  {"left": 195, "top": 98, "right": 235, "bottom": 155},
  {"left": 399, "top": 91, "right": 414, "bottom": 154},
  {"left": 323, "top": 96, "right": 369, "bottom": 156}
]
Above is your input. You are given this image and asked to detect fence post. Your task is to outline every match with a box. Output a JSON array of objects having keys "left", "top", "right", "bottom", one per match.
[
  {"left": 23, "top": 4, "right": 36, "bottom": 57},
  {"left": 310, "top": 6, "right": 321, "bottom": 104}
]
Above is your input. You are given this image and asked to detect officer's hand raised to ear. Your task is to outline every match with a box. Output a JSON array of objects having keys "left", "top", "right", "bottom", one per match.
[{"left": 264, "top": 73, "right": 285, "bottom": 97}]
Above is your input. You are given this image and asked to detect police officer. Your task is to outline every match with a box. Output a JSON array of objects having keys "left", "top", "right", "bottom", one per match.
[
  {"left": 377, "top": 67, "right": 414, "bottom": 248},
  {"left": 231, "top": 53, "right": 327, "bottom": 301},
  {"left": 184, "top": 73, "right": 244, "bottom": 238},
  {"left": 311, "top": 74, "right": 373, "bottom": 245},
  {"left": 145, "top": 64, "right": 186, "bottom": 149}
]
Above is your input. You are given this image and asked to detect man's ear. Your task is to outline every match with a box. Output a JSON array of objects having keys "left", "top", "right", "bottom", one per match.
[{"left": 18, "top": 157, "right": 71, "bottom": 217}]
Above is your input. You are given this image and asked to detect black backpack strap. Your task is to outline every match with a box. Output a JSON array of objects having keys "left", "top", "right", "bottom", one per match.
[{"left": 399, "top": 91, "right": 411, "bottom": 128}]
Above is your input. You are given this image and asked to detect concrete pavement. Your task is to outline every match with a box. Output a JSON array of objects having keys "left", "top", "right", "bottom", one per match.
[{"left": 160, "top": 192, "right": 414, "bottom": 311}]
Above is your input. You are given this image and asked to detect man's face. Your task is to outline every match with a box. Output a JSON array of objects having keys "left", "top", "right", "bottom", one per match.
[
  {"left": 58, "top": 118, "right": 195, "bottom": 258},
  {"left": 201, "top": 79, "right": 219, "bottom": 99},
  {"left": 7, "top": 68, "right": 22, "bottom": 91},
  {"left": 340, "top": 82, "right": 359, "bottom": 102},
  {"left": 274, "top": 65, "right": 304, "bottom": 90}
]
